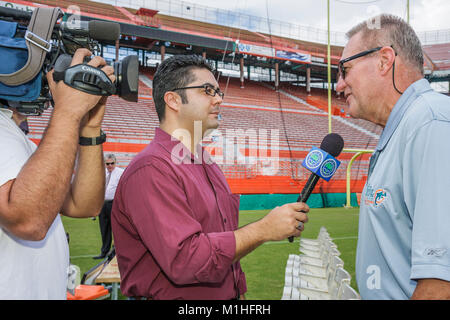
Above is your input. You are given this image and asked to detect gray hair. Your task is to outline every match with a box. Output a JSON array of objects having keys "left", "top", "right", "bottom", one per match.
[
  {"left": 346, "top": 14, "right": 424, "bottom": 75},
  {"left": 105, "top": 154, "right": 117, "bottom": 162}
]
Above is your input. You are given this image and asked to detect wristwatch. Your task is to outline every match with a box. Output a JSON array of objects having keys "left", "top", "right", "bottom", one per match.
[{"left": 79, "top": 129, "right": 107, "bottom": 146}]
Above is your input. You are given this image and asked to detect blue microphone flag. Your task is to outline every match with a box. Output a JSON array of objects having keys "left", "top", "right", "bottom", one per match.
[{"left": 302, "top": 146, "right": 340, "bottom": 182}]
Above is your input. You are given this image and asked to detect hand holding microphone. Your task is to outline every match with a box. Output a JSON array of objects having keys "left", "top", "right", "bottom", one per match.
[{"left": 289, "top": 133, "right": 344, "bottom": 242}]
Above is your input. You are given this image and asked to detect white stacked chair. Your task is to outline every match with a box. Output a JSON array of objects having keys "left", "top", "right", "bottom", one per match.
[
  {"left": 282, "top": 227, "right": 361, "bottom": 300},
  {"left": 297, "top": 255, "right": 345, "bottom": 291},
  {"left": 283, "top": 248, "right": 344, "bottom": 299},
  {"left": 299, "top": 227, "right": 332, "bottom": 247},
  {"left": 295, "top": 267, "right": 352, "bottom": 300},
  {"left": 337, "top": 281, "right": 361, "bottom": 300}
]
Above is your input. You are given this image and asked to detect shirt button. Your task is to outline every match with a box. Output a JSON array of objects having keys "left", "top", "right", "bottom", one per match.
[{"left": 223, "top": 218, "right": 227, "bottom": 223}]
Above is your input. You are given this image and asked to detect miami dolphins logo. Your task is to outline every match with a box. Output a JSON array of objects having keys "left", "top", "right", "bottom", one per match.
[{"left": 373, "top": 189, "right": 387, "bottom": 206}]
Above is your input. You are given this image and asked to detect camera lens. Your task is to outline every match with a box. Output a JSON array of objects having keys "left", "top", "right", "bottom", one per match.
[{"left": 114, "top": 55, "right": 139, "bottom": 102}]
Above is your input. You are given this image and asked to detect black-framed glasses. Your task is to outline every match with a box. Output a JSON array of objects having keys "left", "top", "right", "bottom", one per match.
[
  {"left": 105, "top": 162, "right": 115, "bottom": 165},
  {"left": 172, "top": 84, "right": 224, "bottom": 99},
  {"left": 338, "top": 47, "right": 382, "bottom": 80}
]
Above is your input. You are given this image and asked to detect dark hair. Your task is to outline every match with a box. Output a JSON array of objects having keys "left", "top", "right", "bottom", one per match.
[{"left": 152, "top": 54, "right": 214, "bottom": 122}]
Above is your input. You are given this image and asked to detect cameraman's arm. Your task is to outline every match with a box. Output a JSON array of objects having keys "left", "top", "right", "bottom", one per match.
[
  {"left": 58, "top": 54, "right": 115, "bottom": 218},
  {"left": 60, "top": 96, "right": 108, "bottom": 218},
  {"left": 0, "top": 49, "right": 113, "bottom": 240},
  {"left": 0, "top": 108, "right": 86, "bottom": 241}
]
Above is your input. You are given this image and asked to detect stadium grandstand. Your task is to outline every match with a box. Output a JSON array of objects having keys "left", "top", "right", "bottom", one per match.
[{"left": 6, "top": 0, "right": 449, "bottom": 208}]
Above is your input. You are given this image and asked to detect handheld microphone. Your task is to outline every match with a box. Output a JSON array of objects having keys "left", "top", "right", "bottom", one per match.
[{"left": 288, "top": 133, "right": 344, "bottom": 243}]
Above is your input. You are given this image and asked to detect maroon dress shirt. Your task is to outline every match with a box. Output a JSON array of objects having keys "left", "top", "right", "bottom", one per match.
[{"left": 111, "top": 128, "right": 247, "bottom": 299}]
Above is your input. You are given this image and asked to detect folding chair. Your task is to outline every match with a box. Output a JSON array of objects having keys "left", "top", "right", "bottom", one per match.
[
  {"left": 295, "top": 266, "right": 351, "bottom": 300},
  {"left": 67, "top": 263, "right": 81, "bottom": 295},
  {"left": 297, "top": 255, "right": 344, "bottom": 291},
  {"left": 81, "top": 248, "right": 116, "bottom": 285},
  {"left": 281, "top": 286, "right": 293, "bottom": 300},
  {"left": 285, "top": 253, "right": 344, "bottom": 292},
  {"left": 337, "top": 281, "right": 361, "bottom": 300},
  {"left": 299, "top": 227, "right": 330, "bottom": 247},
  {"left": 328, "top": 267, "right": 352, "bottom": 299},
  {"left": 298, "top": 241, "right": 340, "bottom": 268},
  {"left": 300, "top": 236, "right": 337, "bottom": 254}
]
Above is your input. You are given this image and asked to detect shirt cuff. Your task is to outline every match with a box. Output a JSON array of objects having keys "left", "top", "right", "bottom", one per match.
[
  {"left": 194, "top": 231, "right": 236, "bottom": 283},
  {"left": 411, "top": 264, "right": 450, "bottom": 282}
]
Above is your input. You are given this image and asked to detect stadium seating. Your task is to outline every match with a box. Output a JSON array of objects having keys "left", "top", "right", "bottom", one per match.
[
  {"left": 423, "top": 43, "right": 450, "bottom": 70},
  {"left": 26, "top": 68, "right": 374, "bottom": 194},
  {"left": 34, "top": 0, "right": 133, "bottom": 23},
  {"left": 23, "top": 0, "right": 378, "bottom": 195}
]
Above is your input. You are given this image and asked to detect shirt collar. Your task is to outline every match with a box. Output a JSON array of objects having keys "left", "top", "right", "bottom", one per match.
[
  {"left": 154, "top": 127, "right": 213, "bottom": 164},
  {"left": 0, "top": 107, "right": 13, "bottom": 119},
  {"left": 376, "top": 78, "right": 432, "bottom": 152}
]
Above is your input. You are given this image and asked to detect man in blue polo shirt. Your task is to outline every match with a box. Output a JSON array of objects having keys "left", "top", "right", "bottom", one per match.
[{"left": 337, "top": 14, "right": 450, "bottom": 299}]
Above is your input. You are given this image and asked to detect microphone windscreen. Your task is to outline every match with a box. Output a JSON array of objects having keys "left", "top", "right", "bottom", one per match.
[
  {"left": 88, "top": 20, "right": 120, "bottom": 42},
  {"left": 320, "top": 133, "right": 344, "bottom": 157}
]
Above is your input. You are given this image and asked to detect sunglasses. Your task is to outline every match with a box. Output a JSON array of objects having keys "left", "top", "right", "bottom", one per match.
[
  {"left": 105, "top": 162, "right": 115, "bottom": 165},
  {"left": 338, "top": 46, "right": 383, "bottom": 80},
  {"left": 172, "top": 84, "right": 225, "bottom": 99}
]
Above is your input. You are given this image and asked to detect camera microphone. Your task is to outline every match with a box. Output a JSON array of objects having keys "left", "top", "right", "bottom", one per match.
[
  {"left": 60, "top": 20, "right": 120, "bottom": 43},
  {"left": 0, "top": 7, "right": 120, "bottom": 43}
]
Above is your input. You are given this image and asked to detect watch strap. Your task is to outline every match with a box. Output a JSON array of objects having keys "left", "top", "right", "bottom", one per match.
[{"left": 79, "top": 129, "right": 106, "bottom": 146}]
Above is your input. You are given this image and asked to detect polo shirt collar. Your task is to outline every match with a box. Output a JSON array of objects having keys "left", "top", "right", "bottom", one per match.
[
  {"left": 154, "top": 127, "right": 213, "bottom": 164},
  {"left": 0, "top": 107, "right": 13, "bottom": 119},
  {"left": 376, "top": 78, "right": 432, "bottom": 152}
]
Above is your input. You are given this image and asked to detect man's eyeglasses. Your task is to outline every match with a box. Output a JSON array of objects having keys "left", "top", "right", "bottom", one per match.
[
  {"left": 338, "top": 46, "right": 382, "bottom": 80},
  {"left": 105, "top": 162, "right": 115, "bottom": 166},
  {"left": 172, "top": 84, "right": 224, "bottom": 99}
]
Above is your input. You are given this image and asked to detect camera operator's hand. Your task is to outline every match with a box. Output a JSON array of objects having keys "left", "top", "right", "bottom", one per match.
[
  {"left": 79, "top": 96, "right": 107, "bottom": 137},
  {"left": 46, "top": 48, "right": 115, "bottom": 123}
]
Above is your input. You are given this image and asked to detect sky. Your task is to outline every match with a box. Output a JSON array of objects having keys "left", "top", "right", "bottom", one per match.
[{"left": 168, "top": 0, "right": 450, "bottom": 33}]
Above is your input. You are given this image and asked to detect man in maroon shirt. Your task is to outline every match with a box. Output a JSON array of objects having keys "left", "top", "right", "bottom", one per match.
[{"left": 111, "top": 55, "right": 309, "bottom": 300}]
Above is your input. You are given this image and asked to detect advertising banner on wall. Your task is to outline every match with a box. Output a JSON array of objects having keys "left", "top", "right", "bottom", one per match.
[
  {"left": 236, "top": 41, "right": 312, "bottom": 65},
  {"left": 275, "top": 49, "right": 312, "bottom": 63},
  {"left": 236, "top": 41, "right": 275, "bottom": 58}
]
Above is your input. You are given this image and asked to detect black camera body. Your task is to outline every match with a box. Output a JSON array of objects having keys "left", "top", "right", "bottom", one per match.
[{"left": 0, "top": 6, "right": 139, "bottom": 115}]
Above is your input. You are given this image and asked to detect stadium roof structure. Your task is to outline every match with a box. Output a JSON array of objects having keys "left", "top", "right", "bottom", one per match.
[
  {"left": 11, "top": 0, "right": 342, "bottom": 83},
  {"left": 4, "top": 0, "right": 449, "bottom": 85},
  {"left": 423, "top": 43, "right": 450, "bottom": 82}
]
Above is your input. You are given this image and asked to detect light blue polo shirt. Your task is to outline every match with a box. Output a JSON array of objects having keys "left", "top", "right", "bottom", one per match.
[{"left": 356, "top": 79, "right": 450, "bottom": 299}]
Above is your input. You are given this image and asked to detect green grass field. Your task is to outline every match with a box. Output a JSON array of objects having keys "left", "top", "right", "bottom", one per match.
[{"left": 62, "top": 206, "right": 360, "bottom": 300}]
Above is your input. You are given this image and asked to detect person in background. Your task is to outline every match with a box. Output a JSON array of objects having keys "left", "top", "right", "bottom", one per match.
[{"left": 94, "top": 153, "right": 124, "bottom": 259}]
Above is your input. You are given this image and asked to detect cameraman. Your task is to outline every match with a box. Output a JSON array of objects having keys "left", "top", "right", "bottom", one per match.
[{"left": 0, "top": 48, "right": 115, "bottom": 299}]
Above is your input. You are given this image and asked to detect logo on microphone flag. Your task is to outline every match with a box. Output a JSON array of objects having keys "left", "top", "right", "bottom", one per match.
[
  {"left": 305, "top": 149, "right": 324, "bottom": 169},
  {"left": 302, "top": 147, "right": 340, "bottom": 181}
]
